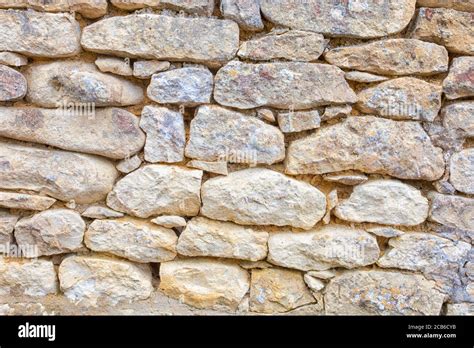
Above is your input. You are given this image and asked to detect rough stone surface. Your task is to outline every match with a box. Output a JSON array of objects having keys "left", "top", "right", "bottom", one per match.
[
  {"left": 0, "top": 65, "right": 27, "bottom": 101},
  {"left": 0, "top": 107, "right": 145, "bottom": 159},
  {"left": 0, "top": 0, "right": 108, "bottom": 18},
  {"left": 133, "top": 60, "right": 170, "bottom": 79},
  {"left": 159, "top": 258, "right": 249, "bottom": 311},
  {"left": 429, "top": 192, "right": 474, "bottom": 232},
  {"left": 177, "top": 217, "right": 269, "bottom": 261},
  {"left": 321, "top": 105, "right": 353, "bottom": 121},
  {"left": 286, "top": 116, "right": 445, "bottom": 181},
  {"left": 201, "top": 168, "right": 327, "bottom": 230},
  {"left": 0, "top": 210, "right": 17, "bottom": 244},
  {"left": 357, "top": 77, "right": 443, "bottom": 121},
  {"left": 334, "top": 180, "right": 429, "bottom": 226},
  {"left": 366, "top": 227, "right": 405, "bottom": 238},
  {"left": 81, "top": 14, "right": 239, "bottom": 66},
  {"left": 59, "top": 255, "right": 153, "bottom": 306},
  {"left": 25, "top": 61, "right": 144, "bottom": 107},
  {"left": 81, "top": 206, "right": 124, "bottom": 219},
  {"left": 185, "top": 105, "right": 285, "bottom": 165},
  {"left": 110, "top": 0, "right": 215, "bottom": 15},
  {"left": 250, "top": 268, "right": 314, "bottom": 313},
  {"left": 442, "top": 102, "right": 474, "bottom": 137},
  {"left": 417, "top": 0, "right": 474, "bottom": 12},
  {"left": 0, "top": 191, "right": 55, "bottom": 211},
  {"left": 107, "top": 165, "right": 202, "bottom": 218},
  {"left": 260, "top": 0, "right": 416, "bottom": 38},
  {"left": 307, "top": 270, "right": 336, "bottom": 280},
  {"left": 267, "top": 225, "right": 380, "bottom": 271},
  {"left": 140, "top": 106, "right": 185, "bottom": 163},
  {"left": 116, "top": 155, "right": 142, "bottom": 174},
  {"left": 304, "top": 274, "right": 325, "bottom": 292},
  {"left": 0, "top": 52, "right": 27, "bottom": 67},
  {"left": 344, "top": 71, "right": 389, "bottom": 83},
  {"left": 238, "top": 30, "right": 328, "bottom": 61},
  {"left": 151, "top": 215, "right": 186, "bottom": 228},
  {"left": 95, "top": 56, "right": 132, "bottom": 76},
  {"left": 186, "top": 160, "right": 228, "bottom": 176},
  {"left": 443, "top": 57, "right": 474, "bottom": 100},
  {"left": 214, "top": 61, "right": 357, "bottom": 110},
  {"left": 325, "top": 270, "right": 445, "bottom": 315},
  {"left": 0, "top": 141, "right": 119, "bottom": 204},
  {"left": 277, "top": 110, "right": 321, "bottom": 133},
  {"left": 325, "top": 39, "right": 449, "bottom": 76},
  {"left": 221, "top": 0, "right": 263, "bottom": 31},
  {"left": 450, "top": 149, "right": 474, "bottom": 194},
  {"left": 323, "top": 172, "right": 368, "bottom": 186},
  {"left": 446, "top": 303, "right": 474, "bottom": 315},
  {"left": 85, "top": 218, "right": 177, "bottom": 263}
]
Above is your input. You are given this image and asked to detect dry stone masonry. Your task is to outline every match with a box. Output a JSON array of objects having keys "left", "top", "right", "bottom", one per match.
[{"left": 0, "top": 0, "right": 472, "bottom": 316}]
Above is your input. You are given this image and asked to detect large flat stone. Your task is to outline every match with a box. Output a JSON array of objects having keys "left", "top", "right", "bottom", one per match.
[
  {"left": 0, "top": 191, "right": 55, "bottom": 211},
  {"left": 443, "top": 57, "right": 474, "bottom": 100},
  {"left": 417, "top": 0, "right": 474, "bottom": 12},
  {"left": 0, "top": 0, "right": 108, "bottom": 18},
  {"left": 0, "top": 65, "right": 26, "bottom": 101},
  {"left": 110, "top": 0, "right": 215, "bottom": 15}
]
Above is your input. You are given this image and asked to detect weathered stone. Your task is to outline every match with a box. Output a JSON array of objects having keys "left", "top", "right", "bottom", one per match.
[
  {"left": 133, "top": 60, "right": 170, "bottom": 79},
  {"left": 239, "top": 260, "right": 273, "bottom": 270},
  {"left": 110, "top": 0, "right": 215, "bottom": 15},
  {"left": 0, "top": 210, "right": 17, "bottom": 245},
  {"left": 81, "top": 206, "right": 124, "bottom": 219},
  {"left": 256, "top": 108, "right": 275, "bottom": 123},
  {"left": 147, "top": 67, "right": 213, "bottom": 106},
  {"left": 417, "top": 0, "right": 474, "bottom": 12},
  {"left": 0, "top": 258, "right": 57, "bottom": 296},
  {"left": 185, "top": 105, "right": 285, "bottom": 165},
  {"left": 0, "top": 10, "right": 80, "bottom": 58},
  {"left": 410, "top": 7, "right": 474, "bottom": 55},
  {"left": 250, "top": 268, "right": 314, "bottom": 313},
  {"left": 277, "top": 110, "right": 321, "bottom": 133},
  {"left": 0, "top": 0, "right": 108, "bottom": 18},
  {"left": 325, "top": 39, "right": 449, "bottom": 76},
  {"left": 95, "top": 56, "right": 132, "bottom": 76},
  {"left": 260, "top": 0, "right": 416, "bottom": 38},
  {"left": 59, "top": 255, "right": 153, "bottom": 306},
  {"left": 85, "top": 218, "right": 177, "bottom": 263},
  {"left": 325, "top": 270, "right": 445, "bottom": 315},
  {"left": 0, "top": 65, "right": 26, "bottom": 101},
  {"left": 238, "top": 30, "right": 328, "bottom": 61},
  {"left": 214, "top": 61, "right": 357, "bottom": 109},
  {"left": 81, "top": 14, "right": 239, "bottom": 66},
  {"left": 304, "top": 274, "right": 325, "bottom": 292},
  {"left": 321, "top": 105, "right": 352, "bottom": 121},
  {"left": 443, "top": 57, "right": 474, "bottom": 100},
  {"left": 0, "top": 107, "right": 145, "bottom": 159},
  {"left": 0, "top": 141, "right": 119, "bottom": 204},
  {"left": 116, "top": 155, "right": 142, "bottom": 173},
  {"left": 306, "top": 270, "right": 336, "bottom": 280},
  {"left": 366, "top": 227, "right": 405, "bottom": 238},
  {"left": 159, "top": 258, "right": 249, "bottom": 311},
  {"left": 322, "top": 189, "right": 338, "bottom": 225},
  {"left": 186, "top": 160, "right": 228, "bottom": 176},
  {"left": 25, "top": 61, "right": 144, "bottom": 107},
  {"left": 344, "top": 71, "right": 389, "bottom": 83},
  {"left": 286, "top": 116, "right": 445, "bottom": 181},
  {"left": 429, "top": 192, "right": 474, "bottom": 232},
  {"left": 107, "top": 165, "right": 202, "bottom": 218},
  {"left": 323, "top": 171, "right": 368, "bottom": 186},
  {"left": 357, "top": 77, "right": 442, "bottom": 121},
  {"left": 446, "top": 303, "right": 474, "bottom": 315},
  {"left": 201, "top": 168, "right": 326, "bottom": 230},
  {"left": 450, "top": 149, "right": 474, "bottom": 194},
  {"left": 335, "top": 180, "right": 429, "bottom": 226},
  {"left": 140, "top": 106, "right": 185, "bottom": 163},
  {"left": 177, "top": 217, "right": 268, "bottom": 261},
  {"left": 14, "top": 209, "right": 85, "bottom": 257},
  {"left": 151, "top": 215, "right": 186, "bottom": 229},
  {"left": 442, "top": 102, "right": 474, "bottom": 137},
  {"left": 221, "top": 0, "right": 263, "bottom": 31},
  {"left": 0, "top": 52, "right": 27, "bottom": 67},
  {"left": 0, "top": 191, "right": 55, "bottom": 211}
]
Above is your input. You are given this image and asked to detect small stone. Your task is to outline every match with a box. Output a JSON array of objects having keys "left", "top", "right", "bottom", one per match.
[
  {"left": 0, "top": 0, "right": 108, "bottom": 19},
  {"left": 186, "top": 160, "right": 228, "bottom": 176},
  {"left": 267, "top": 225, "right": 380, "bottom": 271},
  {"left": 306, "top": 270, "right": 336, "bottom": 280},
  {"left": 238, "top": 30, "right": 328, "bottom": 61},
  {"left": 116, "top": 155, "right": 142, "bottom": 174},
  {"left": 110, "top": 0, "right": 215, "bottom": 15},
  {"left": 177, "top": 217, "right": 269, "bottom": 261},
  {"left": 304, "top": 274, "right": 325, "bottom": 292},
  {"left": 0, "top": 65, "right": 27, "bottom": 101},
  {"left": 357, "top": 77, "right": 442, "bottom": 121},
  {"left": 0, "top": 141, "right": 119, "bottom": 204},
  {"left": 446, "top": 303, "right": 474, "bottom": 316},
  {"left": 443, "top": 56, "right": 474, "bottom": 100},
  {"left": 239, "top": 260, "right": 273, "bottom": 270},
  {"left": 214, "top": 61, "right": 357, "bottom": 110},
  {"left": 286, "top": 116, "right": 445, "bottom": 181},
  {"left": 159, "top": 258, "right": 249, "bottom": 311},
  {"left": 59, "top": 255, "right": 153, "bottom": 306},
  {"left": 140, "top": 106, "right": 185, "bottom": 163},
  {"left": 220, "top": 0, "right": 263, "bottom": 31},
  {"left": 0, "top": 258, "right": 57, "bottom": 296},
  {"left": 410, "top": 7, "right": 474, "bottom": 55},
  {"left": 321, "top": 105, "right": 352, "bottom": 121},
  {"left": 81, "top": 205, "right": 124, "bottom": 219},
  {"left": 14, "top": 209, "right": 85, "bottom": 257},
  {"left": 0, "top": 10, "right": 80, "bottom": 58},
  {"left": 344, "top": 71, "right": 389, "bottom": 83},
  {"left": 250, "top": 268, "right": 314, "bottom": 314},
  {"left": 25, "top": 61, "right": 144, "bottom": 107},
  {"left": 322, "top": 189, "right": 338, "bottom": 225},
  {"left": 450, "top": 149, "right": 474, "bottom": 194},
  {"left": 185, "top": 105, "right": 285, "bottom": 165},
  {"left": 256, "top": 108, "right": 275, "bottom": 123},
  {"left": 201, "top": 168, "right": 327, "bottom": 230},
  {"left": 325, "top": 39, "right": 449, "bottom": 76},
  {"left": 0, "top": 191, "right": 56, "bottom": 211},
  {"left": 323, "top": 171, "right": 368, "bottom": 186},
  {"left": 366, "top": 227, "right": 405, "bottom": 238},
  {"left": 335, "top": 180, "right": 429, "bottom": 226},
  {"left": 147, "top": 67, "right": 213, "bottom": 106},
  {"left": 107, "top": 165, "right": 203, "bottom": 218},
  {"left": 0, "top": 52, "right": 27, "bottom": 66},
  {"left": 325, "top": 270, "right": 445, "bottom": 315},
  {"left": 0, "top": 210, "right": 17, "bottom": 245},
  {"left": 417, "top": 0, "right": 474, "bottom": 12},
  {"left": 85, "top": 218, "right": 177, "bottom": 263},
  {"left": 442, "top": 101, "right": 474, "bottom": 137},
  {"left": 429, "top": 192, "right": 474, "bottom": 232},
  {"left": 151, "top": 215, "right": 187, "bottom": 229},
  {"left": 95, "top": 56, "right": 132, "bottom": 76},
  {"left": 277, "top": 110, "right": 321, "bottom": 133},
  {"left": 133, "top": 60, "right": 170, "bottom": 79}
]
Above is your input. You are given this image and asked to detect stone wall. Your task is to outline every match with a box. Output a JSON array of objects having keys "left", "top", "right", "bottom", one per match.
[{"left": 0, "top": 0, "right": 473, "bottom": 316}]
